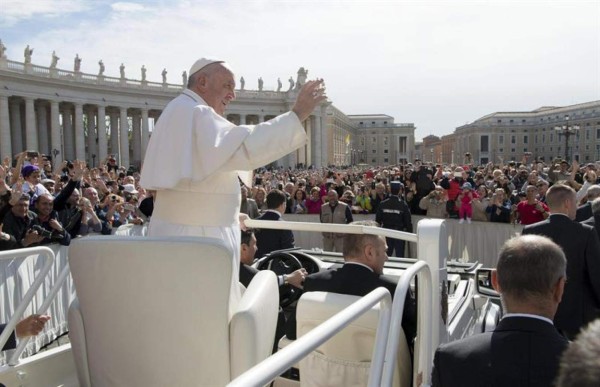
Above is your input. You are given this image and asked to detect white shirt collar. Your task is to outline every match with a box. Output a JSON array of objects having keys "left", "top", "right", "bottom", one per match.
[
  {"left": 502, "top": 313, "right": 553, "bottom": 325},
  {"left": 344, "top": 262, "right": 374, "bottom": 272},
  {"left": 265, "top": 209, "right": 282, "bottom": 217}
]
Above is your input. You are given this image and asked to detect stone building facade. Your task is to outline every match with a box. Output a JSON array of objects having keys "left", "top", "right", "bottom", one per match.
[{"left": 453, "top": 101, "right": 600, "bottom": 164}]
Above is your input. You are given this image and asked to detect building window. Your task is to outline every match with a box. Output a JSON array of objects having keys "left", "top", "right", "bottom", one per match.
[
  {"left": 372, "top": 149, "right": 376, "bottom": 154},
  {"left": 535, "top": 135, "right": 538, "bottom": 144},
  {"left": 597, "top": 128, "right": 600, "bottom": 139},
  {"left": 497, "top": 119, "right": 502, "bottom": 123},
  {"left": 480, "top": 135, "right": 489, "bottom": 152},
  {"left": 524, "top": 148, "right": 528, "bottom": 152},
  {"left": 550, "top": 133, "right": 553, "bottom": 142},
  {"left": 372, "top": 138, "right": 376, "bottom": 144},
  {"left": 384, "top": 137, "right": 388, "bottom": 145},
  {"left": 384, "top": 158, "right": 388, "bottom": 163},
  {"left": 372, "top": 159, "right": 376, "bottom": 163},
  {"left": 511, "top": 148, "right": 515, "bottom": 153},
  {"left": 523, "top": 135, "right": 528, "bottom": 144},
  {"left": 511, "top": 135, "right": 516, "bottom": 144},
  {"left": 510, "top": 119, "right": 514, "bottom": 123},
  {"left": 499, "top": 148, "right": 504, "bottom": 153},
  {"left": 498, "top": 135, "right": 504, "bottom": 144},
  {"left": 384, "top": 149, "right": 388, "bottom": 153},
  {"left": 522, "top": 119, "right": 526, "bottom": 123},
  {"left": 586, "top": 129, "right": 591, "bottom": 140}
]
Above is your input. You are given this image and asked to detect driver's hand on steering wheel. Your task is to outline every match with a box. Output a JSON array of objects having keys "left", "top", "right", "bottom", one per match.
[{"left": 287, "top": 268, "right": 308, "bottom": 289}]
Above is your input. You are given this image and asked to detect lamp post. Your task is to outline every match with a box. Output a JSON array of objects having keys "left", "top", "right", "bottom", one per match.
[{"left": 554, "top": 115, "right": 579, "bottom": 162}]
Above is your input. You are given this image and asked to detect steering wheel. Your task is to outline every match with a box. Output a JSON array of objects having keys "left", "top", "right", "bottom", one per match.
[{"left": 257, "top": 251, "right": 304, "bottom": 308}]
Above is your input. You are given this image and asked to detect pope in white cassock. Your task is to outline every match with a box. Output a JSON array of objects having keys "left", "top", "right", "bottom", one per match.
[{"left": 140, "top": 58, "right": 326, "bottom": 318}]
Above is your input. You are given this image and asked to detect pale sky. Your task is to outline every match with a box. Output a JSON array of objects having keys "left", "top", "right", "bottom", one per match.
[{"left": 1, "top": 0, "right": 599, "bottom": 141}]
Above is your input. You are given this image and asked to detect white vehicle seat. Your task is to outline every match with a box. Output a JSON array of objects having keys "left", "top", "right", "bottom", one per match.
[
  {"left": 297, "top": 291, "right": 411, "bottom": 387},
  {"left": 68, "top": 236, "right": 279, "bottom": 387}
]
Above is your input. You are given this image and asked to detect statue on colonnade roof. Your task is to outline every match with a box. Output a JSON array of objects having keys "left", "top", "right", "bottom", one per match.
[
  {"left": 50, "top": 51, "right": 59, "bottom": 68},
  {"left": 24, "top": 45, "right": 33, "bottom": 64},
  {"left": 74, "top": 54, "right": 81, "bottom": 72}
]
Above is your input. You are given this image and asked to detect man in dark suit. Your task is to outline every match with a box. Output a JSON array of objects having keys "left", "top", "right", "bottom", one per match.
[
  {"left": 239, "top": 228, "right": 306, "bottom": 353},
  {"left": 1, "top": 314, "right": 51, "bottom": 351},
  {"left": 255, "top": 190, "right": 295, "bottom": 258},
  {"left": 522, "top": 184, "right": 600, "bottom": 339},
  {"left": 285, "top": 220, "right": 417, "bottom": 350},
  {"left": 582, "top": 198, "right": 600, "bottom": 241},
  {"left": 575, "top": 184, "right": 600, "bottom": 222},
  {"left": 433, "top": 235, "right": 569, "bottom": 387}
]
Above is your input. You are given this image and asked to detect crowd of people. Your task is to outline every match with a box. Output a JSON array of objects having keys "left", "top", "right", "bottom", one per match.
[
  {"left": 0, "top": 151, "right": 153, "bottom": 251},
  {"left": 2, "top": 149, "right": 600, "bottom": 251}
]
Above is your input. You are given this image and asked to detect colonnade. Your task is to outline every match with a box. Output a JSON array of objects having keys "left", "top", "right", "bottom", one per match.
[{"left": 0, "top": 94, "right": 158, "bottom": 168}]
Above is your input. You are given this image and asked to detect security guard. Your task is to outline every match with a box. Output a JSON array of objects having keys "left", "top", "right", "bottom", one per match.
[{"left": 376, "top": 181, "right": 413, "bottom": 257}]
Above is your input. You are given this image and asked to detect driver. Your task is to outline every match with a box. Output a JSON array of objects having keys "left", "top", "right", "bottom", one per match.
[
  {"left": 239, "top": 228, "right": 307, "bottom": 352},
  {"left": 285, "top": 220, "right": 417, "bottom": 351}
]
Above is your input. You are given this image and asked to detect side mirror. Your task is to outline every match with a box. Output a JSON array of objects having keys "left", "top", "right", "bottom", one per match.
[{"left": 475, "top": 268, "right": 500, "bottom": 298}]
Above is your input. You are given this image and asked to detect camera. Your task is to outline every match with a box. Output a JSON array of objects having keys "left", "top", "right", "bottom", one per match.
[
  {"left": 30, "top": 225, "right": 55, "bottom": 239},
  {"left": 110, "top": 194, "right": 118, "bottom": 202},
  {"left": 27, "top": 151, "right": 39, "bottom": 159}
]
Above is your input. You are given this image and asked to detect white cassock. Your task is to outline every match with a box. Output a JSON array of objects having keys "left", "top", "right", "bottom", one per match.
[{"left": 140, "top": 89, "right": 307, "bottom": 318}]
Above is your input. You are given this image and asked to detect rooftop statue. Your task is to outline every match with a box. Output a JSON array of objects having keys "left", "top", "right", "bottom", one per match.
[
  {"left": 182, "top": 70, "right": 187, "bottom": 86},
  {"left": 50, "top": 51, "right": 59, "bottom": 69},
  {"left": 24, "top": 45, "right": 33, "bottom": 64},
  {"left": 98, "top": 60, "right": 105, "bottom": 75},
  {"left": 162, "top": 68, "right": 167, "bottom": 84},
  {"left": 74, "top": 54, "right": 81, "bottom": 72},
  {"left": 120, "top": 63, "right": 125, "bottom": 79},
  {"left": 141, "top": 65, "right": 147, "bottom": 81},
  {"left": 0, "top": 40, "right": 6, "bottom": 59},
  {"left": 296, "top": 67, "right": 308, "bottom": 90},
  {"left": 277, "top": 77, "right": 282, "bottom": 92},
  {"left": 240, "top": 76, "right": 245, "bottom": 90},
  {"left": 258, "top": 77, "right": 263, "bottom": 91},
  {"left": 288, "top": 76, "right": 294, "bottom": 91}
]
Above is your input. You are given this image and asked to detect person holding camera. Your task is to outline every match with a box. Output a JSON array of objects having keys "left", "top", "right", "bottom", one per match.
[
  {"left": 486, "top": 188, "right": 512, "bottom": 223},
  {"left": 418, "top": 185, "right": 448, "bottom": 219},
  {"left": 30, "top": 193, "right": 71, "bottom": 246},
  {"left": 1, "top": 192, "right": 44, "bottom": 250}
]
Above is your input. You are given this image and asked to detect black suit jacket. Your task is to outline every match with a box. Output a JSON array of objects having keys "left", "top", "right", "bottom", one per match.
[
  {"left": 522, "top": 214, "right": 600, "bottom": 335},
  {"left": 286, "top": 263, "right": 417, "bottom": 345},
  {"left": 582, "top": 213, "right": 600, "bottom": 241},
  {"left": 0, "top": 323, "right": 17, "bottom": 351},
  {"left": 432, "top": 316, "right": 568, "bottom": 387},
  {"left": 576, "top": 202, "right": 593, "bottom": 222},
  {"left": 255, "top": 211, "right": 295, "bottom": 258}
]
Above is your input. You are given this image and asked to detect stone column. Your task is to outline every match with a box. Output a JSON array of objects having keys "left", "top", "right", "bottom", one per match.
[
  {"left": 86, "top": 108, "right": 97, "bottom": 165},
  {"left": 50, "top": 100, "right": 63, "bottom": 166},
  {"left": 37, "top": 101, "right": 49, "bottom": 155},
  {"left": 0, "top": 95, "right": 11, "bottom": 160},
  {"left": 74, "top": 103, "right": 86, "bottom": 161},
  {"left": 62, "top": 106, "right": 75, "bottom": 160},
  {"left": 131, "top": 110, "right": 141, "bottom": 166},
  {"left": 10, "top": 99, "right": 23, "bottom": 154},
  {"left": 141, "top": 108, "right": 149, "bottom": 161},
  {"left": 119, "top": 107, "right": 130, "bottom": 167},
  {"left": 109, "top": 110, "right": 119, "bottom": 157},
  {"left": 313, "top": 115, "right": 322, "bottom": 167},
  {"left": 97, "top": 105, "right": 108, "bottom": 162},
  {"left": 320, "top": 105, "right": 328, "bottom": 167},
  {"left": 25, "top": 97, "right": 38, "bottom": 151}
]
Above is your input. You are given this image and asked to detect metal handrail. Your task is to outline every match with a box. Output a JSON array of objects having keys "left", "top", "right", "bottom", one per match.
[
  {"left": 0, "top": 247, "right": 55, "bottom": 353},
  {"left": 8, "top": 262, "right": 72, "bottom": 365},
  {"left": 227, "top": 287, "right": 392, "bottom": 387},
  {"left": 381, "top": 260, "right": 432, "bottom": 387},
  {"left": 244, "top": 219, "right": 418, "bottom": 243}
]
